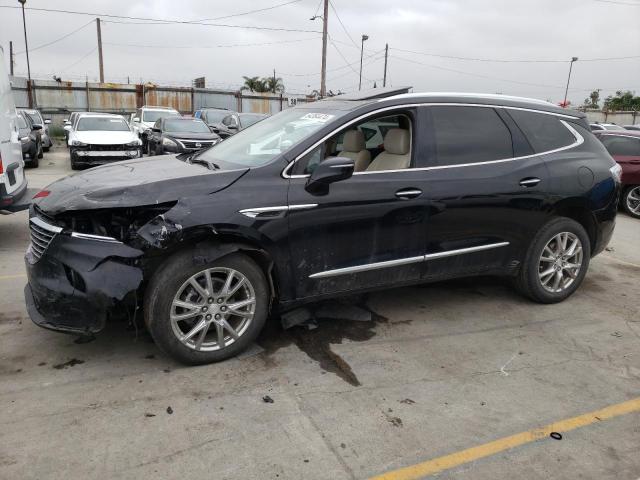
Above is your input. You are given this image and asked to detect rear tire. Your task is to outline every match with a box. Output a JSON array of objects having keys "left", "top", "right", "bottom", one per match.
[
  {"left": 144, "top": 251, "right": 269, "bottom": 365},
  {"left": 621, "top": 186, "right": 640, "bottom": 219},
  {"left": 514, "top": 217, "right": 590, "bottom": 303}
]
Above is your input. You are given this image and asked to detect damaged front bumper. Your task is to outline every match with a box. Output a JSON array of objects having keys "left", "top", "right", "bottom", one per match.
[{"left": 24, "top": 217, "right": 144, "bottom": 335}]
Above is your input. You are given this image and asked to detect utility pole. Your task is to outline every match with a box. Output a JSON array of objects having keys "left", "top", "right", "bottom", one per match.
[
  {"left": 563, "top": 56, "right": 578, "bottom": 107},
  {"left": 273, "top": 68, "right": 277, "bottom": 93},
  {"left": 320, "top": 0, "right": 328, "bottom": 97},
  {"left": 9, "top": 41, "right": 14, "bottom": 76},
  {"left": 18, "top": 0, "right": 32, "bottom": 107},
  {"left": 96, "top": 17, "right": 104, "bottom": 83},
  {"left": 383, "top": 43, "right": 388, "bottom": 87}
]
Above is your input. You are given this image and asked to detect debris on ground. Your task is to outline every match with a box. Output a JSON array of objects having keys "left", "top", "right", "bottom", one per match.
[
  {"left": 611, "top": 331, "right": 623, "bottom": 338},
  {"left": 605, "top": 246, "right": 615, "bottom": 252},
  {"left": 144, "top": 413, "right": 156, "bottom": 417},
  {"left": 550, "top": 432, "right": 562, "bottom": 440},
  {"left": 262, "top": 395, "right": 274, "bottom": 403},
  {"left": 52, "top": 358, "right": 85, "bottom": 369},
  {"left": 166, "top": 406, "right": 173, "bottom": 414},
  {"left": 400, "top": 398, "right": 416, "bottom": 405}
]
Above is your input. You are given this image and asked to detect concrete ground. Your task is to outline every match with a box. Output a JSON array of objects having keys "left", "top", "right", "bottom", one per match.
[{"left": 1, "top": 144, "right": 639, "bottom": 480}]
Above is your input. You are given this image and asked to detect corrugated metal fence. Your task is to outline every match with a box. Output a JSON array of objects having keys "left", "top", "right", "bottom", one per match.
[{"left": 10, "top": 76, "right": 311, "bottom": 128}]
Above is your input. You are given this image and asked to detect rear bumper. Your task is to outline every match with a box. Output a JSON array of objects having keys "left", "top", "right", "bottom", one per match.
[
  {"left": 24, "top": 226, "right": 144, "bottom": 334},
  {"left": 0, "top": 176, "right": 36, "bottom": 213}
]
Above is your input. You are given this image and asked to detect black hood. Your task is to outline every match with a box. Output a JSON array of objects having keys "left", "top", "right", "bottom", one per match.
[
  {"left": 35, "top": 155, "right": 248, "bottom": 215},
  {"left": 164, "top": 131, "right": 220, "bottom": 141}
]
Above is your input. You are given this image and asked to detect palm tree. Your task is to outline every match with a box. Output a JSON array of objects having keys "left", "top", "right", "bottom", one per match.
[
  {"left": 264, "top": 75, "right": 285, "bottom": 94},
  {"left": 241, "top": 76, "right": 267, "bottom": 93}
]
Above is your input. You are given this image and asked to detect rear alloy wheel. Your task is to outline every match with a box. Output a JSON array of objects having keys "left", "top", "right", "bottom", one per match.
[
  {"left": 145, "top": 252, "right": 268, "bottom": 364},
  {"left": 515, "top": 217, "right": 590, "bottom": 303},
  {"left": 622, "top": 186, "right": 640, "bottom": 218}
]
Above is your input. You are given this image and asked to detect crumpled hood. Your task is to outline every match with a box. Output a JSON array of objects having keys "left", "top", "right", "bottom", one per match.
[
  {"left": 35, "top": 155, "right": 249, "bottom": 215},
  {"left": 74, "top": 131, "right": 139, "bottom": 145}
]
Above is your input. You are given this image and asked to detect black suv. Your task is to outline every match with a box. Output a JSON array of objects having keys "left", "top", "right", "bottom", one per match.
[
  {"left": 24, "top": 91, "right": 620, "bottom": 365},
  {"left": 147, "top": 117, "right": 221, "bottom": 155}
]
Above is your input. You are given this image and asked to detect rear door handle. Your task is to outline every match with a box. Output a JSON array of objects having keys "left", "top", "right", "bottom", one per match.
[
  {"left": 519, "top": 177, "right": 541, "bottom": 187},
  {"left": 395, "top": 188, "right": 422, "bottom": 199}
]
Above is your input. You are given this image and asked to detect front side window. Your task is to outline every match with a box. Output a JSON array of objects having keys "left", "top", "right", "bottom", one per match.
[
  {"left": 508, "top": 110, "right": 576, "bottom": 152},
  {"left": 25, "top": 111, "right": 43, "bottom": 125},
  {"left": 77, "top": 117, "right": 130, "bottom": 132},
  {"left": 142, "top": 110, "right": 179, "bottom": 123},
  {"left": 601, "top": 136, "right": 640, "bottom": 156},
  {"left": 202, "top": 110, "right": 229, "bottom": 124},
  {"left": 17, "top": 115, "right": 28, "bottom": 129},
  {"left": 197, "top": 108, "right": 345, "bottom": 168},
  {"left": 430, "top": 106, "right": 513, "bottom": 166}
]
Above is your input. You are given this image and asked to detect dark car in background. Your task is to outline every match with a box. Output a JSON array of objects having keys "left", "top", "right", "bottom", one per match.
[
  {"left": 194, "top": 107, "right": 233, "bottom": 135},
  {"left": 19, "top": 109, "right": 52, "bottom": 151},
  {"left": 595, "top": 130, "right": 640, "bottom": 218},
  {"left": 24, "top": 91, "right": 619, "bottom": 365},
  {"left": 148, "top": 117, "right": 221, "bottom": 155},
  {"left": 215, "top": 112, "right": 269, "bottom": 138},
  {"left": 17, "top": 110, "right": 43, "bottom": 167}
]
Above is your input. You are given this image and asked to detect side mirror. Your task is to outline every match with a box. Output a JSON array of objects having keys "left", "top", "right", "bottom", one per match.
[
  {"left": 133, "top": 117, "right": 140, "bottom": 123},
  {"left": 305, "top": 157, "right": 354, "bottom": 194},
  {"left": 32, "top": 124, "right": 43, "bottom": 130},
  {"left": 63, "top": 125, "right": 72, "bottom": 131},
  {"left": 152, "top": 127, "right": 161, "bottom": 133},
  {"left": 44, "top": 119, "right": 52, "bottom": 124},
  {"left": 63, "top": 118, "right": 69, "bottom": 123}
]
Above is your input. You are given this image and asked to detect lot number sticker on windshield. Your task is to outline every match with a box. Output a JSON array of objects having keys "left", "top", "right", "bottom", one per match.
[{"left": 300, "top": 113, "right": 334, "bottom": 123}]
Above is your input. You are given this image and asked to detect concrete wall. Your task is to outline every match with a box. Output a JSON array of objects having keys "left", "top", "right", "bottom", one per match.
[
  {"left": 583, "top": 109, "right": 639, "bottom": 126},
  {"left": 10, "top": 76, "right": 311, "bottom": 129}
]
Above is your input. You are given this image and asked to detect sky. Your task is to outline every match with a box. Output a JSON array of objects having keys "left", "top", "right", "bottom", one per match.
[{"left": 1, "top": 0, "right": 639, "bottom": 105}]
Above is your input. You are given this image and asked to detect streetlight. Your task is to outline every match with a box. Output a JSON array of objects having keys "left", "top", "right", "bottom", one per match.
[
  {"left": 18, "top": 0, "right": 32, "bottom": 107},
  {"left": 359, "top": 34, "right": 369, "bottom": 91},
  {"left": 563, "top": 56, "right": 578, "bottom": 107}
]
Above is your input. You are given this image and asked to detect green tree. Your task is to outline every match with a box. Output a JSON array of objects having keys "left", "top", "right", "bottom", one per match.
[
  {"left": 583, "top": 89, "right": 601, "bottom": 109},
  {"left": 241, "top": 76, "right": 268, "bottom": 93},
  {"left": 603, "top": 90, "right": 640, "bottom": 111},
  {"left": 264, "top": 75, "right": 285, "bottom": 94}
]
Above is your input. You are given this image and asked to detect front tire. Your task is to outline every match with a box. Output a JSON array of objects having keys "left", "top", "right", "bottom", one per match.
[
  {"left": 514, "top": 217, "right": 591, "bottom": 303},
  {"left": 622, "top": 186, "right": 640, "bottom": 218},
  {"left": 144, "top": 251, "right": 269, "bottom": 365}
]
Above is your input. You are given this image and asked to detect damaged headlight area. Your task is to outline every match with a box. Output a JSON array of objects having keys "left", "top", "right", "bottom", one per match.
[{"left": 39, "top": 201, "right": 178, "bottom": 245}]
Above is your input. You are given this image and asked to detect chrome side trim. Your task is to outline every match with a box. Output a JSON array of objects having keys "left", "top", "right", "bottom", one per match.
[
  {"left": 423, "top": 242, "right": 510, "bottom": 261},
  {"left": 239, "top": 204, "right": 318, "bottom": 218},
  {"left": 30, "top": 216, "right": 62, "bottom": 233},
  {"left": 71, "top": 232, "right": 122, "bottom": 243},
  {"left": 309, "top": 255, "right": 425, "bottom": 279},
  {"left": 282, "top": 103, "right": 583, "bottom": 179},
  {"left": 308, "top": 242, "right": 510, "bottom": 279}
]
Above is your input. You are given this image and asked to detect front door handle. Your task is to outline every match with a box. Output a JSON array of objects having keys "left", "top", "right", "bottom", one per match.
[
  {"left": 395, "top": 188, "right": 422, "bottom": 200},
  {"left": 519, "top": 177, "right": 541, "bottom": 187}
]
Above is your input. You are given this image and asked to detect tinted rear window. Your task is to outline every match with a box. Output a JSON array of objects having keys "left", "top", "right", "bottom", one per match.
[
  {"left": 600, "top": 136, "right": 640, "bottom": 156},
  {"left": 430, "top": 106, "right": 513, "bottom": 166},
  {"left": 509, "top": 110, "right": 576, "bottom": 152}
]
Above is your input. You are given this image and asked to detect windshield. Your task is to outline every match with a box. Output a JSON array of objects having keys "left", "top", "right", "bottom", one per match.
[
  {"left": 203, "top": 110, "right": 229, "bottom": 123},
  {"left": 24, "top": 111, "right": 43, "bottom": 125},
  {"left": 198, "top": 108, "right": 343, "bottom": 168},
  {"left": 77, "top": 117, "right": 130, "bottom": 131},
  {"left": 164, "top": 118, "right": 211, "bottom": 133},
  {"left": 240, "top": 113, "right": 266, "bottom": 127},
  {"left": 143, "top": 110, "right": 179, "bottom": 123},
  {"left": 17, "top": 115, "right": 27, "bottom": 129}
]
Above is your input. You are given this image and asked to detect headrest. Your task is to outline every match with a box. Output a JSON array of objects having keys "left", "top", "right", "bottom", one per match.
[
  {"left": 342, "top": 130, "right": 366, "bottom": 152},
  {"left": 384, "top": 128, "right": 410, "bottom": 155}
]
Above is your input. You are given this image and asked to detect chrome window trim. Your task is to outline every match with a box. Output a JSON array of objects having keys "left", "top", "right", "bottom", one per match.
[
  {"left": 30, "top": 216, "right": 62, "bottom": 233},
  {"left": 239, "top": 203, "right": 318, "bottom": 218},
  {"left": 282, "top": 103, "right": 583, "bottom": 179},
  {"left": 70, "top": 232, "right": 122, "bottom": 243},
  {"left": 309, "top": 242, "right": 509, "bottom": 279}
]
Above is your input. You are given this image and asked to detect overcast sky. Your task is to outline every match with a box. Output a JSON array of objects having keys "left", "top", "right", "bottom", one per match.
[{"left": 1, "top": 0, "right": 639, "bottom": 104}]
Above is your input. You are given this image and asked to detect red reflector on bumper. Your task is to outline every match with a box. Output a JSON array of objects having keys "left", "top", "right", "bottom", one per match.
[{"left": 33, "top": 190, "right": 50, "bottom": 199}]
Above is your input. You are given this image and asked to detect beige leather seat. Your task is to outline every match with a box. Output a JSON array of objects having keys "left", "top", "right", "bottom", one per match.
[
  {"left": 366, "top": 128, "right": 411, "bottom": 171},
  {"left": 339, "top": 130, "right": 371, "bottom": 172}
]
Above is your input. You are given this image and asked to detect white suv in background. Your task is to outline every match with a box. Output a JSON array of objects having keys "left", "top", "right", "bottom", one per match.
[
  {"left": 130, "top": 106, "right": 180, "bottom": 152},
  {"left": 0, "top": 46, "right": 33, "bottom": 213}
]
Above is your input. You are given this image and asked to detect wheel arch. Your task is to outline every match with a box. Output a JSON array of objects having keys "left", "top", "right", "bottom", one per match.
[{"left": 550, "top": 199, "right": 597, "bottom": 253}]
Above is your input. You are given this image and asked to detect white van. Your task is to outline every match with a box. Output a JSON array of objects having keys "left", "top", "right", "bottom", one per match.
[{"left": 0, "top": 46, "right": 32, "bottom": 213}]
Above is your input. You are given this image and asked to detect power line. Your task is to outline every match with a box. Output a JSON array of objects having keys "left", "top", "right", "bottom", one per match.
[
  {"left": 329, "top": 39, "right": 373, "bottom": 82},
  {"left": 104, "top": 36, "right": 321, "bottom": 49},
  {"left": 593, "top": 0, "right": 640, "bottom": 5},
  {"left": 0, "top": 5, "right": 321, "bottom": 33},
  {"left": 279, "top": 47, "right": 382, "bottom": 76},
  {"left": 61, "top": 47, "right": 97, "bottom": 72},
  {"left": 328, "top": 1, "right": 358, "bottom": 48},
  {"left": 194, "top": 0, "right": 305, "bottom": 21},
  {"left": 13, "top": 19, "right": 94, "bottom": 54}
]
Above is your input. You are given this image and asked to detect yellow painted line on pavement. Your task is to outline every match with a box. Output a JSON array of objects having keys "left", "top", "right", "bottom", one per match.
[
  {"left": 0, "top": 274, "right": 27, "bottom": 280},
  {"left": 370, "top": 397, "right": 640, "bottom": 480},
  {"left": 602, "top": 254, "right": 640, "bottom": 269}
]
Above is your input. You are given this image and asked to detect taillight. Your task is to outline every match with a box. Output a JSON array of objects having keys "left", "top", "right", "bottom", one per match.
[
  {"left": 0, "top": 152, "right": 3, "bottom": 174},
  {"left": 33, "top": 190, "right": 50, "bottom": 199}
]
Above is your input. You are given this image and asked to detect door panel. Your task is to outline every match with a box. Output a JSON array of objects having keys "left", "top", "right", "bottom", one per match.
[{"left": 287, "top": 172, "right": 428, "bottom": 299}]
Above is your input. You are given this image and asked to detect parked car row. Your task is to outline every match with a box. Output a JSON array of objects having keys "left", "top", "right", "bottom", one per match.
[
  {"left": 194, "top": 107, "right": 267, "bottom": 138},
  {"left": 590, "top": 122, "right": 640, "bottom": 132}
]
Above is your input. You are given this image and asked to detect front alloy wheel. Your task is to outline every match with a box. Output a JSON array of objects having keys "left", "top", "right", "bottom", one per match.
[
  {"left": 170, "top": 268, "right": 256, "bottom": 352},
  {"left": 145, "top": 251, "right": 269, "bottom": 364},
  {"left": 623, "top": 186, "right": 640, "bottom": 218}
]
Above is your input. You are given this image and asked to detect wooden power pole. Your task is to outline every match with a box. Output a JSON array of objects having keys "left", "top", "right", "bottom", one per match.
[
  {"left": 320, "top": 0, "right": 328, "bottom": 98},
  {"left": 96, "top": 18, "right": 104, "bottom": 83},
  {"left": 383, "top": 43, "right": 388, "bottom": 87},
  {"left": 9, "top": 41, "right": 14, "bottom": 76}
]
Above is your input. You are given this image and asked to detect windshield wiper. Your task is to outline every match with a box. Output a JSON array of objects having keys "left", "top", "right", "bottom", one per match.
[{"left": 189, "top": 157, "right": 220, "bottom": 170}]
